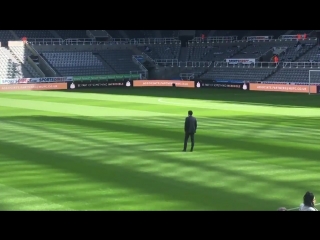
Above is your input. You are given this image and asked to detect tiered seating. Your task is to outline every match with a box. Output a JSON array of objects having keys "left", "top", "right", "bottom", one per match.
[
  {"left": 0, "top": 47, "right": 32, "bottom": 78},
  {"left": 244, "top": 30, "right": 287, "bottom": 38},
  {"left": 280, "top": 39, "right": 316, "bottom": 62},
  {"left": 265, "top": 68, "right": 320, "bottom": 83},
  {"left": 290, "top": 30, "right": 312, "bottom": 35},
  {"left": 106, "top": 30, "right": 122, "bottom": 38},
  {"left": 139, "top": 43, "right": 181, "bottom": 59},
  {"left": 232, "top": 41, "right": 275, "bottom": 59},
  {"left": 211, "top": 30, "right": 238, "bottom": 36},
  {"left": 125, "top": 30, "right": 146, "bottom": 39},
  {"left": 185, "top": 42, "right": 247, "bottom": 62},
  {"left": 13, "top": 30, "right": 54, "bottom": 39},
  {"left": 179, "top": 66, "right": 209, "bottom": 78},
  {"left": 204, "top": 30, "right": 286, "bottom": 39},
  {"left": 161, "top": 30, "right": 177, "bottom": 38},
  {"left": 141, "top": 30, "right": 155, "bottom": 38},
  {"left": 55, "top": 30, "right": 88, "bottom": 39},
  {"left": 9, "top": 45, "right": 40, "bottom": 77},
  {"left": 98, "top": 49, "right": 141, "bottom": 74},
  {"left": 0, "top": 30, "right": 15, "bottom": 45},
  {"left": 295, "top": 45, "right": 320, "bottom": 62},
  {"left": 200, "top": 67, "right": 275, "bottom": 82},
  {"left": 41, "top": 51, "right": 111, "bottom": 76}
]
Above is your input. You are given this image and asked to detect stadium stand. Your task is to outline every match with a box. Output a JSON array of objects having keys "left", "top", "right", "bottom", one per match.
[
  {"left": 9, "top": 45, "right": 41, "bottom": 77},
  {"left": 209, "top": 30, "right": 239, "bottom": 37},
  {"left": 295, "top": 45, "right": 320, "bottom": 62},
  {"left": 290, "top": 30, "right": 312, "bottom": 35},
  {"left": 1, "top": 30, "right": 319, "bottom": 83},
  {"left": 41, "top": 51, "right": 112, "bottom": 76},
  {"left": 0, "top": 30, "right": 15, "bottom": 45},
  {"left": 279, "top": 41, "right": 311, "bottom": 62},
  {"left": 244, "top": 30, "right": 287, "bottom": 38},
  {"left": 125, "top": 30, "right": 148, "bottom": 39},
  {"left": 139, "top": 43, "right": 181, "bottom": 60},
  {"left": 184, "top": 42, "right": 247, "bottom": 62},
  {"left": 205, "top": 30, "right": 287, "bottom": 39},
  {"left": 200, "top": 65, "right": 276, "bottom": 82},
  {"left": 55, "top": 30, "right": 88, "bottom": 39},
  {"left": 0, "top": 47, "right": 33, "bottom": 78},
  {"left": 161, "top": 30, "right": 178, "bottom": 38},
  {"left": 98, "top": 49, "right": 141, "bottom": 74},
  {"left": 106, "top": 30, "right": 123, "bottom": 39},
  {"left": 232, "top": 41, "right": 285, "bottom": 60},
  {"left": 264, "top": 67, "right": 320, "bottom": 83},
  {"left": 13, "top": 30, "right": 55, "bottom": 39},
  {"left": 179, "top": 66, "right": 209, "bottom": 79}
]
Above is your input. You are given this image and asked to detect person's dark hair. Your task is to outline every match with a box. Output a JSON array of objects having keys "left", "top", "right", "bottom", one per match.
[
  {"left": 188, "top": 110, "right": 193, "bottom": 116},
  {"left": 303, "top": 191, "right": 315, "bottom": 207}
]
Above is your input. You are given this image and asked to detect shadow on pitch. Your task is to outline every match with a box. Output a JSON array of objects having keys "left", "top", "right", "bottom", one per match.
[
  {"left": 18, "top": 117, "right": 319, "bottom": 194},
  {"left": 0, "top": 115, "right": 300, "bottom": 210},
  {"left": 25, "top": 115, "right": 320, "bottom": 163}
]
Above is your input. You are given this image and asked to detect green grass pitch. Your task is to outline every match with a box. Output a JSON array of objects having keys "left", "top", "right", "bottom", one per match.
[{"left": 0, "top": 87, "right": 319, "bottom": 211}]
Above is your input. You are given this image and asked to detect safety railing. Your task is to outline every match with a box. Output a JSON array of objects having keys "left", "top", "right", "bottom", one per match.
[
  {"left": 64, "top": 38, "right": 130, "bottom": 45},
  {"left": 178, "top": 61, "right": 212, "bottom": 67},
  {"left": 131, "top": 55, "right": 148, "bottom": 78},
  {"left": 180, "top": 73, "right": 195, "bottom": 80},
  {"left": 278, "top": 35, "right": 317, "bottom": 41},
  {"left": 153, "top": 60, "right": 212, "bottom": 67},
  {"left": 189, "top": 36, "right": 237, "bottom": 43},
  {"left": 282, "top": 62, "right": 320, "bottom": 68},
  {"left": 214, "top": 61, "right": 279, "bottom": 68},
  {"left": 107, "top": 38, "right": 131, "bottom": 44},
  {"left": 154, "top": 59, "right": 179, "bottom": 66},
  {"left": 27, "top": 38, "right": 180, "bottom": 45},
  {"left": 27, "top": 44, "right": 58, "bottom": 76},
  {"left": 242, "top": 36, "right": 273, "bottom": 41},
  {"left": 141, "top": 52, "right": 156, "bottom": 64},
  {"left": 130, "top": 38, "right": 181, "bottom": 45},
  {"left": 27, "top": 38, "right": 131, "bottom": 45},
  {"left": 24, "top": 36, "right": 320, "bottom": 46},
  {"left": 27, "top": 38, "right": 64, "bottom": 45}
]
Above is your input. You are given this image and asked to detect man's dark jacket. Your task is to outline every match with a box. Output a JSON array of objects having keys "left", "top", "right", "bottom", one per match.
[{"left": 185, "top": 116, "right": 197, "bottom": 134}]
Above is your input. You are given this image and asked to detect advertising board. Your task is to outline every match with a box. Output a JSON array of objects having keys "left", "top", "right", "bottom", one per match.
[
  {"left": 249, "top": 83, "right": 317, "bottom": 93},
  {"left": 195, "top": 80, "right": 247, "bottom": 90},
  {"left": 0, "top": 83, "right": 67, "bottom": 91},
  {"left": 68, "top": 80, "right": 132, "bottom": 89},
  {"left": 225, "top": 59, "right": 255, "bottom": 65},
  {"left": 133, "top": 80, "right": 194, "bottom": 88}
]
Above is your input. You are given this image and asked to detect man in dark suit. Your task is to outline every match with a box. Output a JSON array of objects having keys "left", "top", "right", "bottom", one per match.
[{"left": 183, "top": 110, "right": 197, "bottom": 152}]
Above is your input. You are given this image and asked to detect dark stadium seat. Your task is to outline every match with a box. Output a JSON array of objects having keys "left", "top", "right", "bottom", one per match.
[
  {"left": 55, "top": 30, "right": 88, "bottom": 39},
  {"left": 13, "top": 30, "right": 55, "bottom": 39}
]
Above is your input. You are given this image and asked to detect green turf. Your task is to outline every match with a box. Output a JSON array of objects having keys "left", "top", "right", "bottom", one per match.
[{"left": 0, "top": 87, "right": 319, "bottom": 210}]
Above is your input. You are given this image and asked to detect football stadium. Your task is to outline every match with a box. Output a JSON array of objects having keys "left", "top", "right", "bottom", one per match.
[{"left": 0, "top": 30, "right": 319, "bottom": 211}]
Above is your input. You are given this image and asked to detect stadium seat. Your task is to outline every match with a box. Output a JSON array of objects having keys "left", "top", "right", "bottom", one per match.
[
  {"left": 98, "top": 49, "right": 142, "bottom": 74},
  {"left": 0, "top": 30, "right": 16, "bottom": 45},
  {"left": 13, "top": 30, "right": 55, "bottom": 39},
  {"left": 55, "top": 30, "right": 88, "bottom": 39},
  {"left": 41, "top": 51, "right": 115, "bottom": 76},
  {"left": 200, "top": 67, "right": 276, "bottom": 82}
]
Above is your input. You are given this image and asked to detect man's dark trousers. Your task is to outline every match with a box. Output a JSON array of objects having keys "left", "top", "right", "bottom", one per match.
[{"left": 184, "top": 132, "right": 194, "bottom": 151}]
